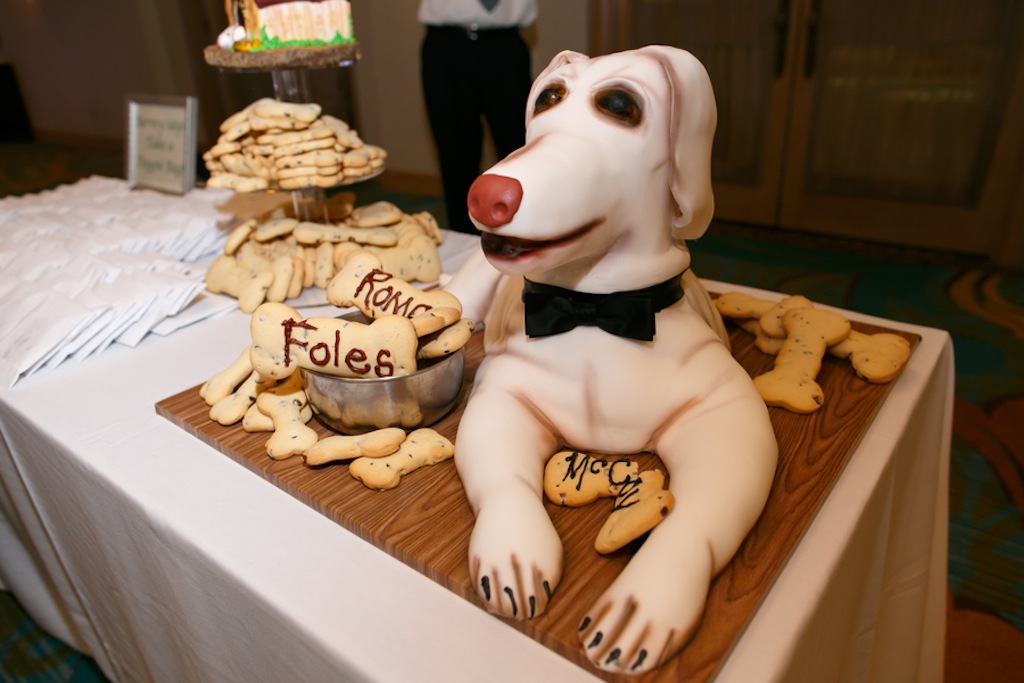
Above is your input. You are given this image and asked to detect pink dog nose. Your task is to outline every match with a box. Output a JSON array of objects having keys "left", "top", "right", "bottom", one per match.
[{"left": 467, "top": 174, "right": 523, "bottom": 228}]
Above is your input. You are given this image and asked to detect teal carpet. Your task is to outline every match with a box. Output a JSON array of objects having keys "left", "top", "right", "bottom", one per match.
[
  {"left": 2, "top": 143, "right": 1023, "bottom": 680},
  {"left": 0, "top": 593, "right": 106, "bottom": 683}
]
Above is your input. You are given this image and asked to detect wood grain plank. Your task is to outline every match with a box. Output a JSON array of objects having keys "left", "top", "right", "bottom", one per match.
[{"left": 157, "top": 322, "right": 917, "bottom": 682}]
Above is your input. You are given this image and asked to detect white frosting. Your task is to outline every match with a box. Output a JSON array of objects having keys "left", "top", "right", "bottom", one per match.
[
  {"left": 445, "top": 47, "right": 778, "bottom": 674},
  {"left": 217, "top": 25, "right": 247, "bottom": 49}
]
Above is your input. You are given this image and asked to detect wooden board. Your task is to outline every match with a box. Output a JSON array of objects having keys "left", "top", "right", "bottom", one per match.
[{"left": 156, "top": 321, "right": 917, "bottom": 682}]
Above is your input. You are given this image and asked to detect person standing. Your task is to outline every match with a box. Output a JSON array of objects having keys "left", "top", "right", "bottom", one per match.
[{"left": 419, "top": 0, "right": 537, "bottom": 233}]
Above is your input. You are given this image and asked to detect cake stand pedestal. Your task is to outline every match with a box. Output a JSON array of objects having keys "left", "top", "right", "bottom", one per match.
[{"left": 271, "top": 68, "right": 327, "bottom": 223}]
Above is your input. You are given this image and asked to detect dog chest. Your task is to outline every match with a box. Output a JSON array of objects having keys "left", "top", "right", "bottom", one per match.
[{"left": 477, "top": 312, "right": 734, "bottom": 450}]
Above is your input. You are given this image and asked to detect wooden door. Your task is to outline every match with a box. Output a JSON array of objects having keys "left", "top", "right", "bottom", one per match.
[
  {"left": 591, "top": 0, "right": 1024, "bottom": 255},
  {"left": 779, "top": 0, "right": 1024, "bottom": 253}
]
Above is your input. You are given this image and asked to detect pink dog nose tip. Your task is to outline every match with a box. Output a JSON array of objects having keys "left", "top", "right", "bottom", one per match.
[{"left": 467, "top": 174, "right": 523, "bottom": 228}]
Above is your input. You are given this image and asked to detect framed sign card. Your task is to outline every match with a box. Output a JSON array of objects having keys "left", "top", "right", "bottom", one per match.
[{"left": 126, "top": 95, "right": 198, "bottom": 194}]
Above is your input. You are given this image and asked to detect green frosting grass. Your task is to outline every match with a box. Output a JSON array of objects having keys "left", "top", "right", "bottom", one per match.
[{"left": 249, "top": 20, "right": 355, "bottom": 51}]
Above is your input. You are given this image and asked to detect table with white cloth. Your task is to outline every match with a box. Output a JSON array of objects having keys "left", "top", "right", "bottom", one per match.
[{"left": 0, "top": 230, "right": 953, "bottom": 682}]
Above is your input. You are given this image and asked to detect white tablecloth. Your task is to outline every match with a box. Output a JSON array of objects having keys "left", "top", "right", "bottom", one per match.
[{"left": 0, "top": 233, "right": 952, "bottom": 682}]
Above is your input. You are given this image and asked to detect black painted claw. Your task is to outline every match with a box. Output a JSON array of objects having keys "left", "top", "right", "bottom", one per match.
[{"left": 503, "top": 586, "right": 517, "bottom": 617}]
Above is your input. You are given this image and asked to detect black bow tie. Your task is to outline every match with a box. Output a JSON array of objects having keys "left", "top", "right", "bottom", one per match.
[{"left": 522, "top": 274, "right": 685, "bottom": 341}]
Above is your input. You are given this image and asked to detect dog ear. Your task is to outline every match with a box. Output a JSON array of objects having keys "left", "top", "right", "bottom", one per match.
[
  {"left": 637, "top": 46, "right": 717, "bottom": 244},
  {"left": 525, "top": 50, "right": 590, "bottom": 121}
]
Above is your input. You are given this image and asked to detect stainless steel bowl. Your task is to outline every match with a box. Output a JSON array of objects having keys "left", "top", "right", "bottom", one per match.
[{"left": 301, "top": 321, "right": 465, "bottom": 435}]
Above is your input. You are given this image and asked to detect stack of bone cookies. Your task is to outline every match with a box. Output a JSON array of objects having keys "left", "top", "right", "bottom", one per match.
[
  {"left": 204, "top": 98, "right": 385, "bottom": 192},
  {"left": 206, "top": 198, "right": 444, "bottom": 312}
]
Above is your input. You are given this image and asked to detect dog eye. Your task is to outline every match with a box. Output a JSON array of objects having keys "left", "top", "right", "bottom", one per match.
[
  {"left": 594, "top": 88, "right": 642, "bottom": 126},
  {"left": 534, "top": 83, "right": 567, "bottom": 115}
]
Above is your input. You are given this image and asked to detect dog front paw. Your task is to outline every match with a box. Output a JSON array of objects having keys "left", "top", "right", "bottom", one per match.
[
  {"left": 468, "top": 492, "right": 563, "bottom": 619},
  {"left": 577, "top": 553, "right": 710, "bottom": 675}
]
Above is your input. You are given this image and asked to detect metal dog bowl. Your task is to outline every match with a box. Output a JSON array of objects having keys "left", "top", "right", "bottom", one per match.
[{"left": 300, "top": 313, "right": 465, "bottom": 435}]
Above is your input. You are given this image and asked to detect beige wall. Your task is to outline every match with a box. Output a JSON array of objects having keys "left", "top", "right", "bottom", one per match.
[
  {"left": 0, "top": 0, "right": 188, "bottom": 142},
  {"left": 0, "top": 0, "right": 589, "bottom": 177}
]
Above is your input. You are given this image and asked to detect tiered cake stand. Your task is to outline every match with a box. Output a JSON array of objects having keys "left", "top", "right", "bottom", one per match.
[{"left": 204, "top": 42, "right": 378, "bottom": 222}]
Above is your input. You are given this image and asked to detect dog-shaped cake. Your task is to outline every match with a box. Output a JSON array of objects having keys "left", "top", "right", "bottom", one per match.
[{"left": 444, "top": 46, "right": 778, "bottom": 675}]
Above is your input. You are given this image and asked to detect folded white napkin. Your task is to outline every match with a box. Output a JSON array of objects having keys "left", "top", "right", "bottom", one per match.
[{"left": 0, "top": 176, "right": 236, "bottom": 387}]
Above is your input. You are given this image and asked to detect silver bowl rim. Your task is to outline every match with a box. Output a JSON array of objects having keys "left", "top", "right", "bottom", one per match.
[{"left": 299, "top": 345, "right": 465, "bottom": 386}]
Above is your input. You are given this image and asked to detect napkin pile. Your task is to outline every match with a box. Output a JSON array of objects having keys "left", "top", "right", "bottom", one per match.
[{"left": 0, "top": 176, "right": 237, "bottom": 387}]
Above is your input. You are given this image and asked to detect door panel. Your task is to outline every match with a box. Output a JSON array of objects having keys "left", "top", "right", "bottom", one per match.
[
  {"left": 780, "top": 0, "right": 1024, "bottom": 252},
  {"left": 591, "top": 0, "right": 1024, "bottom": 255}
]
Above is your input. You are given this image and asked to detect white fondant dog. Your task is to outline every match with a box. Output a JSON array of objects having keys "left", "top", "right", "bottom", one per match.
[{"left": 444, "top": 46, "right": 778, "bottom": 675}]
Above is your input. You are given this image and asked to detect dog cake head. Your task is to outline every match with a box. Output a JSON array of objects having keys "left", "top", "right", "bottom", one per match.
[{"left": 468, "top": 46, "right": 717, "bottom": 291}]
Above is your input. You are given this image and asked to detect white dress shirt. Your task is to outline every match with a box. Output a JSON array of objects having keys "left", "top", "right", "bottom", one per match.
[{"left": 418, "top": 0, "right": 537, "bottom": 28}]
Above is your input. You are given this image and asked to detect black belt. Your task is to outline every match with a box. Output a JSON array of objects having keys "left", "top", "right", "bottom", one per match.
[{"left": 426, "top": 24, "right": 520, "bottom": 41}]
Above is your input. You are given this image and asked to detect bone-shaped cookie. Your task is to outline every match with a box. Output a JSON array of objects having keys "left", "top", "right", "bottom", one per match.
[
  {"left": 293, "top": 222, "right": 398, "bottom": 247},
  {"left": 303, "top": 427, "right": 407, "bottom": 466},
  {"left": 206, "top": 255, "right": 275, "bottom": 313},
  {"left": 256, "top": 374, "right": 318, "bottom": 460},
  {"left": 209, "top": 369, "right": 278, "bottom": 426},
  {"left": 715, "top": 292, "right": 814, "bottom": 338},
  {"left": 249, "top": 302, "right": 419, "bottom": 380},
  {"left": 366, "top": 219, "right": 443, "bottom": 283},
  {"left": 347, "top": 200, "right": 403, "bottom": 227},
  {"left": 251, "top": 99, "right": 322, "bottom": 124},
  {"left": 829, "top": 329, "right": 911, "bottom": 383},
  {"left": 326, "top": 251, "right": 461, "bottom": 336},
  {"left": 753, "top": 308, "right": 851, "bottom": 413},
  {"left": 200, "top": 346, "right": 253, "bottom": 405},
  {"left": 735, "top": 305, "right": 911, "bottom": 383},
  {"left": 242, "top": 399, "right": 312, "bottom": 433},
  {"left": 417, "top": 318, "right": 475, "bottom": 359},
  {"left": 594, "top": 469, "right": 675, "bottom": 554},
  {"left": 348, "top": 428, "right": 455, "bottom": 490}
]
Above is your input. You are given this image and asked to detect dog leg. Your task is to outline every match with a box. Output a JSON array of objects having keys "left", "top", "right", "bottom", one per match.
[
  {"left": 455, "top": 384, "right": 563, "bottom": 620},
  {"left": 577, "top": 383, "right": 777, "bottom": 674}
]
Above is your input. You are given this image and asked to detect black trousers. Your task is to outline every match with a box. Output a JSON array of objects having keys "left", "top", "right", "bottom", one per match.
[{"left": 421, "top": 25, "right": 532, "bottom": 233}]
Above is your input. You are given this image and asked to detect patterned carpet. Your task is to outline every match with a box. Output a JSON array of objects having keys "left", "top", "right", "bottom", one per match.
[{"left": 1, "top": 142, "right": 1023, "bottom": 681}]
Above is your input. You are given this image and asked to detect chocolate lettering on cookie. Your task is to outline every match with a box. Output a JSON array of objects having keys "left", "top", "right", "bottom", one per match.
[
  {"left": 309, "top": 341, "right": 332, "bottom": 367},
  {"left": 281, "top": 318, "right": 316, "bottom": 368},
  {"left": 560, "top": 450, "right": 633, "bottom": 493},
  {"left": 612, "top": 475, "right": 642, "bottom": 512},
  {"left": 608, "top": 460, "right": 634, "bottom": 488},
  {"left": 560, "top": 450, "right": 606, "bottom": 492},
  {"left": 355, "top": 269, "right": 433, "bottom": 318},
  {"left": 374, "top": 349, "right": 395, "bottom": 377},
  {"left": 282, "top": 318, "right": 398, "bottom": 378},
  {"left": 345, "top": 348, "right": 369, "bottom": 374}
]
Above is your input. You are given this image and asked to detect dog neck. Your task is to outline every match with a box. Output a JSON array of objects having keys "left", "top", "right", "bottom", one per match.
[{"left": 526, "top": 234, "right": 692, "bottom": 294}]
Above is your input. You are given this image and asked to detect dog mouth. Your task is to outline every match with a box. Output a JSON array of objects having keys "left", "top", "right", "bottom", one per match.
[{"left": 481, "top": 221, "right": 601, "bottom": 260}]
